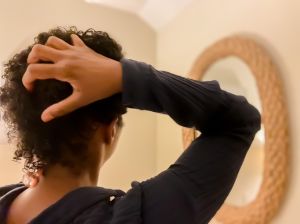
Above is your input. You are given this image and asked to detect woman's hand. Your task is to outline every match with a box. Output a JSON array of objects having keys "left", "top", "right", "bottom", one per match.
[{"left": 22, "top": 34, "right": 123, "bottom": 122}]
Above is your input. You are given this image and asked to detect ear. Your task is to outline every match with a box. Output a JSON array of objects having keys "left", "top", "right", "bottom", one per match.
[{"left": 103, "top": 118, "right": 118, "bottom": 145}]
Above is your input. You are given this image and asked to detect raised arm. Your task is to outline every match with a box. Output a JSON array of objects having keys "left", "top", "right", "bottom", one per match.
[
  {"left": 114, "top": 59, "right": 261, "bottom": 224},
  {"left": 121, "top": 58, "right": 260, "bottom": 136}
]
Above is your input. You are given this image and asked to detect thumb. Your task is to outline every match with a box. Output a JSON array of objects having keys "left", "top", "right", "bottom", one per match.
[
  {"left": 41, "top": 93, "right": 80, "bottom": 122},
  {"left": 71, "top": 34, "right": 86, "bottom": 47}
]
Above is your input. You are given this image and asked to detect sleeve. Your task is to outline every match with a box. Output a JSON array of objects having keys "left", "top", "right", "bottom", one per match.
[
  {"left": 0, "top": 183, "right": 24, "bottom": 197},
  {"left": 114, "top": 59, "right": 261, "bottom": 224}
]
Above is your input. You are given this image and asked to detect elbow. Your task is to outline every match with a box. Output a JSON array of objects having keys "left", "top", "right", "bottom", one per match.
[
  {"left": 227, "top": 95, "right": 261, "bottom": 136},
  {"left": 236, "top": 98, "right": 262, "bottom": 135},
  {"left": 246, "top": 103, "right": 262, "bottom": 134}
]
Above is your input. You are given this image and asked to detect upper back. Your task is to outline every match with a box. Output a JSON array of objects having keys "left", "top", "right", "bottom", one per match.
[{"left": 0, "top": 183, "right": 142, "bottom": 224}]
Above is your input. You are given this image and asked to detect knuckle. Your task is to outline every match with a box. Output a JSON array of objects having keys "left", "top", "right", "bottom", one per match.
[
  {"left": 26, "top": 64, "right": 35, "bottom": 74},
  {"left": 60, "top": 59, "right": 74, "bottom": 70},
  {"left": 63, "top": 50, "right": 77, "bottom": 60},
  {"left": 57, "top": 60, "right": 73, "bottom": 79},
  {"left": 59, "top": 60, "right": 69, "bottom": 70}
]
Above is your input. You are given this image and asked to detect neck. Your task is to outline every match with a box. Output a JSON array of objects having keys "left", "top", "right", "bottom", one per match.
[
  {"left": 33, "top": 164, "right": 100, "bottom": 197},
  {"left": 7, "top": 165, "right": 101, "bottom": 224}
]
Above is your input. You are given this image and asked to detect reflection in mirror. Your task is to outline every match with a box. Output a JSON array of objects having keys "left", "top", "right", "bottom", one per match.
[{"left": 201, "top": 56, "right": 264, "bottom": 206}]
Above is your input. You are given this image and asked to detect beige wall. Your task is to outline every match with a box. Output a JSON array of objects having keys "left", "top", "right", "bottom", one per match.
[
  {"left": 1, "top": 0, "right": 299, "bottom": 222},
  {"left": 0, "top": 0, "right": 157, "bottom": 191},
  {"left": 156, "top": 0, "right": 299, "bottom": 223}
]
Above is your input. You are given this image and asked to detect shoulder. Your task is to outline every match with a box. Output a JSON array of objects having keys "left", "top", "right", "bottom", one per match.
[
  {"left": 0, "top": 184, "right": 26, "bottom": 222},
  {"left": 111, "top": 181, "right": 143, "bottom": 224}
]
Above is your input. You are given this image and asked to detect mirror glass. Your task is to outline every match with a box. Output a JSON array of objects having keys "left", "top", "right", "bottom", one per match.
[{"left": 202, "top": 56, "right": 264, "bottom": 206}]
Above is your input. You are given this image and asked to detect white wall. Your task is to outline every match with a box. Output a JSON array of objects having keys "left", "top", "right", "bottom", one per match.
[
  {"left": 156, "top": 0, "right": 299, "bottom": 223},
  {"left": 0, "top": 0, "right": 157, "bottom": 191}
]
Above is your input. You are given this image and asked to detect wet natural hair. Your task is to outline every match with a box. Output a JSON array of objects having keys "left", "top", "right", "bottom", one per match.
[{"left": 0, "top": 27, "right": 127, "bottom": 174}]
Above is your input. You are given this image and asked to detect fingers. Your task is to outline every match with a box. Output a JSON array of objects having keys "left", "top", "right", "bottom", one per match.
[
  {"left": 46, "top": 36, "right": 71, "bottom": 50},
  {"left": 41, "top": 93, "right": 80, "bottom": 122},
  {"left": 27, "top": 44, "right": 62, "bottom": 64},
  {"left": 45, "top": 34, "right": 86, "bottom": 49},
  {"left": 71, "top": 34, "right": 86, "bottom": 47},
  {"left": 22, "top": 64, "right": 59, "bottom": 91}
]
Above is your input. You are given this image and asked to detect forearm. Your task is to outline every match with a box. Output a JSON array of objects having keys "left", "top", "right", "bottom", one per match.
[{"left": 121, "top": 59, "right": 260, "bottom": 134}]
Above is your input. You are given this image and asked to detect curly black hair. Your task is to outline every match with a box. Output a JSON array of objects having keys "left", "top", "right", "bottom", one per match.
[{"left": 0, "top": 27, "right": 127, "bottom": 174}]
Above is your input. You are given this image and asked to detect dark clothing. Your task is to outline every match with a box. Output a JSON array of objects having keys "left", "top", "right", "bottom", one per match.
[{"left": 0, "top": 59, "right": 261, "bottom": 224}]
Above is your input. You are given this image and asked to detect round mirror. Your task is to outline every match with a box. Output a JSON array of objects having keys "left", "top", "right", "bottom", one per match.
[
  {"left": 182, "top": 36, "right": 289, "bottom": 224},
  {"left": 202, "top": 56, "right": 264, "bottom": 206}
]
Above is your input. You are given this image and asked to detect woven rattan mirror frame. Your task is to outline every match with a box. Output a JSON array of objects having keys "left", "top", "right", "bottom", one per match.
[{"left": 182, "top": 36, "right": 289, "bottom": 224}]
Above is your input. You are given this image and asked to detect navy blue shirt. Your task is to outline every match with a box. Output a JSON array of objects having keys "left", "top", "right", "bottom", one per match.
[{"left": 0, "top": 59, "right": 261, "bottom": 224}]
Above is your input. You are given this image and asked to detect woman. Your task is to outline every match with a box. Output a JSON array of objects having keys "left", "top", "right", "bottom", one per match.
[{"left": 0, "top": 27, "right": 261, "bottom": 224}]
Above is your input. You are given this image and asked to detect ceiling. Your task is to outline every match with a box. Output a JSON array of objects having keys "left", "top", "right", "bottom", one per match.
[{"left": 85, "top": 0, "right": 194, "bottom": 30}]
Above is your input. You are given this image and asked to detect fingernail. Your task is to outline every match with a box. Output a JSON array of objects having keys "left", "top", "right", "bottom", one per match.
[
  {"left": 24, "top": 84, "right": 33, "bottom": 92},
  {"left": 42, "top": 114, "right": 53, "bottom": 122}
]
